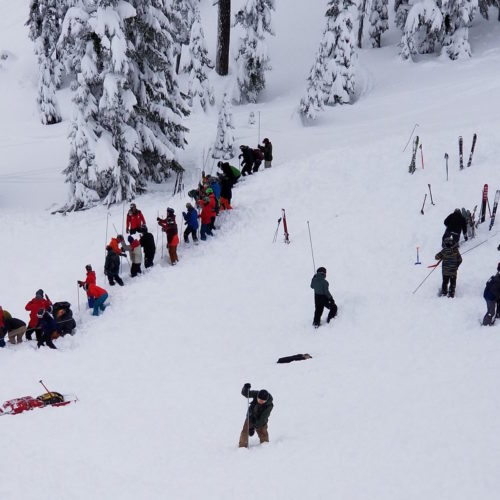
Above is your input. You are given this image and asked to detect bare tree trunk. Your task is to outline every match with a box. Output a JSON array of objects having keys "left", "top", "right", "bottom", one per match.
[
  {"left": 216, "top": 0, "right": 231, "bottom": 76},
  {"left": 358, "top": 0, "right": 367, "bottom": 48}
]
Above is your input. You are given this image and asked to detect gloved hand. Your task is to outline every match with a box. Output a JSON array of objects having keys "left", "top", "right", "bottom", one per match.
[
  {"left": 121, "top": 252, "right": 127, "bottom": 257},
  {"left": 157, "top": 217, "right": 161, "bottom": 222},
  {"left": 126, "top": 229, "right": 130, "bottom": 233},
  {"left": 182, "top": 212, "right": 186, "bottom": 217},
  {"left": 243, "top": 383, "right": 251, "bottom": 390},
  {"left": 77, "top": 280, "right": 84, "bottom": 287}
]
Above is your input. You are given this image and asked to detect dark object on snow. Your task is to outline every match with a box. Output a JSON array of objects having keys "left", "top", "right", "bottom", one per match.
[
  {"left": 52, "top": 302, "right": 76, "bottom": 336},
  {"left": 0, "top": 392, "right": 76, "bottom": 416},
  {"left": 277, "top": 354, "right": 313, "bottom": 364}
]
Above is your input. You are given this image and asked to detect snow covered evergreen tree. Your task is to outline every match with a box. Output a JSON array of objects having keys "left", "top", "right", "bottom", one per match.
[
  {"left": 395, "top": 0, "right": 411, "bottom": 30},
  {"left": 27, "top": 0, "right": 62, "bottom": 125},
  {"left": 233, "top": 0, "right": 275, "bottom": 103},
  {"left": 440, "top": 0, "right": 477, "bottom": 60},
  {"left": 299, "top": 49, "right": 326, "bottom": 120},
  {"left": 127, "top": 0, "right": 189, "bottom": 182},
  {"left": 171, "top": 0, "right": 197, "bottom": 73},
  {"left": 323, "top": 0, "right": 356, "bottom": 106},
  {"left": 212, "top": 93, "right": 235, "bottom": 159},
  {"left": 478, "top": 0, "right": 500, "bottom": 19},
  {"left": 182, "top": 6, "right": 215, "bottom": 111},
  {"left": 368, "top": 0, "right": 389, "bottom": 47},
  {"left": 59, "top": 0, "right": 141, "bottom": 209},
  {"left": 399, "top": 0, "right": 443, "bottom": 61}
]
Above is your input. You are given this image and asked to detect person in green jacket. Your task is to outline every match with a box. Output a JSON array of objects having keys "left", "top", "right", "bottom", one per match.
[
  {"left": 239, "top": 383, "right": 273, "bottom": 448},
  {"left": 310, "top": 267, "right": 337, "bottom": 328}
]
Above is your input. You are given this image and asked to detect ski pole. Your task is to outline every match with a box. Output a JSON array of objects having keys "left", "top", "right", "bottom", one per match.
[
  {"left": 105, "top": 212, "right": 110, "bottom": 260},
  {"left": 122, "top": 201, "right": 126, "bottom": 235},
  {"left": 420, "top": 193, "right": 427, "bottom": 215},
  {"left": 419, "top": 144, "right": 424, "bottom": 169},
  {"left": 307, "top": 221, "right": 316, "bottom": 272},
  {"left": 415, "top": 246, "right": 421, "bottom": 265},
  {"left": 444, "top": 153, "right": 449, "bottom": 181},
  {"left": 258, "top": 111, "right": 261, "bottom": 144},
  {"left": 272, "top": 217, "right": 282, "bottom": 243},
  {"left": 155, "top": 210, "right": 160, "bottom": 247},
  {"left": 77, "top": 283, "right": 80, "bottom": 312},
  {"left": 403, "top": 123, "right": 419, "bottom": 152},
  {"left": 428, "top": 184, "right": 435, "bottom": 205},
  {"left": 39, "top": 379, "right": 51, "bottom": 394}
]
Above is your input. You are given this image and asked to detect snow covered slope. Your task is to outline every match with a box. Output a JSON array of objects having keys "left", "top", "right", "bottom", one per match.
[{"left": 2, "top": 1, "right": 500, "bottom": 499}]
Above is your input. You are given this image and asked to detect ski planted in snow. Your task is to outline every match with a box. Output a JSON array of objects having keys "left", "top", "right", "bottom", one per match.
[
  {"left": 480, "top": 184, "right": 488, "bottom": 223},
  {"left": 459, "top": 136, "right": 464, "bottom": 170},
  {"left": 489, "top": 190, "right": 500, "bottom": 231},
  {"left": 466, "top": 133, "right": 477, "bottom": 168},
  {"left": 409, "top": 136, "right": 419, "bottom": 174},
  {"left": 282, "top": 209, "right": 290, "bottom": 244}
]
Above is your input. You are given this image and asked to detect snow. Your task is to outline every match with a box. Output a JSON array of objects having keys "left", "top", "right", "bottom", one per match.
[{"left": 2, "top": 1, "right": 500, "bottom": 499}]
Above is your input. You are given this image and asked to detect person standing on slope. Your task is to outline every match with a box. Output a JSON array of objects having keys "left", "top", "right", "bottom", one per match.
[
  {"left": 443, "top": 208, "right": 468, "bottom": 246},
  {"left": 25, "top": 289, "right": 52, "bottom": 341},
  {"left": 104, "top": 246, "right": 124, "bottom": 286},
  {"left": 482, "top": 263, "right": 500, "bottom": 325},
  {"left": 238, "top": 383, "right": 274, "bottom": 448},
  {"left": 157, "top": 208, "right": 179, "bottom": 265},
  {"left": 258, "top": 138, "right": 273, "bottom": 168},
  {"left": 435, "top": 236, "right": 462, "bottom": 298},
  {"left": 310, "top": 267, "right": 337, "bottom": 328},
  {"left": 182, "top": 203, "right": 199, "bottom": 243},
  {"left": 77, "top": 264, "right": 96, "bottom": 307},
  {"left": 126, "top": 203, "right": 146, "bottom": 235},
  {"left": 139, "top": 226, "right": 156, "bottom": 268}
]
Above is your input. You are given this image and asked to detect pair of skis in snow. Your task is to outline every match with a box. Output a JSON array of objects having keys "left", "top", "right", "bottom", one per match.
[
  {"left": 458, "top": 133, "right": 477, "bottom": 170},
  {"left": 477, "top": 184, "right": 500, "bottom": 231}
]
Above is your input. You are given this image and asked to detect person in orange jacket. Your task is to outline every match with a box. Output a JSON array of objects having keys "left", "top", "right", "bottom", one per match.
[
  {"left": 126, "top": 203, "right": 146, "bottom": 234},
  {"left": 157, "top": 208, "right": 179, "bottom": 265},
  {"left": 84, "top": 283, "right": 109, "bottom": 316},
  {"left": 197, "top": 197, "right": 214, "bottom": 241},
  {"left": 78, "top": 264, "right": 96, "bottom": 307},
  {"left": 25, "top": 289, "right": 52, "bottom": 341}
]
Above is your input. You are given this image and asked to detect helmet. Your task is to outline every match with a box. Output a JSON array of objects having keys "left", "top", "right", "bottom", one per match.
[
  {"left": 263, "top": 138, "right": 269, "bottom": 143},
  {"left": 167, "top": 207, "right": 175, "bottom": 214},
  {"left": 206, "top": 188, "right": 213, "bottom": 194},
  {"left": 35, "top": 289, "right": 44, "bottom": 299},
  {"left": 443, "top": 236, "right": 454, "bottom": 248},
  {"left": 317, "top": 267, "right": 327, "bottom": 274},
  {"left": 85, "top": 264, "right": 92, "bottom": 271},
  {"left": 130, "top": 203, "right": 136, "bottom": 209}
]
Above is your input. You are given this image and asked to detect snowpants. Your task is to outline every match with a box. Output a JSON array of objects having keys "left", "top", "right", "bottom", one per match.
[
  {"left": 184, "top": 226, "right": 198, "bottom": 243},
  {"left": 313, "top": 295, "right": 337, "bottom": 326},
  {"left": 238, "top": 419, "right": 269, "bottom": 448},
  {"left": 93, "top": 293, "right": 108, "bottom": 316},
  {"left": 210, "top": 216, "right": 217, "bottom": 231},
  {"left": 144, "top": 255, "right": 154, "bottom": 268},
  {"left": 200, "top": 224, "right": 213, "bottom": 240},
  {"left": 441, "top": 275, "right": 457, "bottom": 296},
  {"left": 241, "top": 162, "right": 253, "bottom": 176},
  {"left": 483, "top": 300, "right": 498, "bottom": 326},
  {"left": 130, "top": 263, "right": 142, "bottom": 277},
  {"left": 220, "top": 197, "right": 232, "bottom": 210},
  {"left": 168, "top": 245, "right": 179, "bottom": 265},
  {"left": 107, "top": 273, "right": 124, "bottom": 286},
  {"left": 264, "top": 160, "right": 272, "bottom": 168},
  {"left": 8, "top": 326, "right": 26, "bottom": 344},
  {"left": 38, "top": 330, "right": 57, "bottom": 349},
  {"left": 253, "top": 160, "right": 262, "bottom": 172}
]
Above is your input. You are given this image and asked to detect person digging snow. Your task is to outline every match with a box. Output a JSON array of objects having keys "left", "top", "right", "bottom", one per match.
[
  {"left": 84, "top": 283, "right": 108, "bottom": 316},
  {"left": 310, "top": 267, "right": 337, "bottom": 328},
  {"left": 238, "top": 383, "right": 273, "bottom": 448},
  {"left": 482, "top": 263, "right": 500, "bottom": 326}
]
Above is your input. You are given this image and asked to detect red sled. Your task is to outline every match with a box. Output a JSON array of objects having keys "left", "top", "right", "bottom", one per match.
[{"left": 0, "top": 392, "right": 77, "bottom": 416}]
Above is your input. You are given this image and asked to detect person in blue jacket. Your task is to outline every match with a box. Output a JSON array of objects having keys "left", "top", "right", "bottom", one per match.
[
  {"left": 182, "top": 203, "right": 199, "bottom": 243},
  {"left": 36, "top": 307, "right": 57, "bottom": 349}
]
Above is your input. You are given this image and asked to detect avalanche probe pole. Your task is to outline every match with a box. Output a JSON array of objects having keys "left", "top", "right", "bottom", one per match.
[
  {"left": 105, "top": 212, "right": 110, "bottom": 260},
  {"left": 419, "top": 144, "right": 424, "bottom": 169},
  {"left": 272, "top": 217, "right": 282, "bottom": 243},
  {"left": 39, "top": 380, "right": 52, "bottom": 395},
  {"left": 307, "top": 221, "right": 316, "bottom": 272},
  {"left": 420, "top": 194, "right": 427, "bottom": 215},
  {"left": 246, "top": 383, "right": 251, "bottom": 449},
  {"left": 444, "top": 153, "right": 449, "bottom": 181},
  {"left": 428, "top": 184, "right": 435, "bottom": 205},
  {"left": 77, "top": 283, "right": 80, "bottom": 312},
  {"left": 403, "top": 123, "right": 419, "bottom": 152}
]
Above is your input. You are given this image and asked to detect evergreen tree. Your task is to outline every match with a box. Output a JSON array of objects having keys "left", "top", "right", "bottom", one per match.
[
  {"left": 233, "top": 0, "right": 275, "bottom": 103},
  {"left": 127, "top": 0, "right": 189, "bottom": 182},
  {"left": 394, "top": 0, "right": 411, "bottom": 31},
  {"left": 182, "top": 7, "right": 215, "bottom": 111},
  {"left": 323, "top": 0, "right": 356, "bottom": 106},
  {"left": 27, "top": 0, "right": 62, "bottom": 125},
  {"left": 478, "top": 0, "right": 500, "bottom": 20},
  {"left": 171, "top": 0, "right": 197, "bottom": 73},
  {"left": 60, "top": 0, "right": 141, "bottom": 209},
  {"left": 440, "top": 0, "right": 477, "bottom": 60},
  {"left": 368, "top": 0, "right": 389, "bottom": 48},
  {"left": 212, "top": 93, "right": 235, "bottom": 159},
  {"left": 299, "top": 49, "right": 326, "bottom": 120}
]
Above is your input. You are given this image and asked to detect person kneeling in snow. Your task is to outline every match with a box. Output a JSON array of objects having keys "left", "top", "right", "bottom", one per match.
[
  {"left": 36, "top": 307, "right": 57, "bottom": 349},
  {"left": 238, "top": 383, "right": 273, "bottom": 448},
  {"left": 84, "top": 283, "right": 108, "bottom": 316},
  {"left": 310, "top": 267, "right": 337, "bottom": 328}
]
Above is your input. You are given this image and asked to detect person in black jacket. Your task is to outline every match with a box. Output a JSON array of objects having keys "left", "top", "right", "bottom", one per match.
[
  {"left": 238, "top": 383, "right": 274, "bottom": 448},
  {"left": 258, "top": 138, "right": 273, "bottom": 168},
  {"left": 482, "top": 263, "right": 500, "bottom": 325},
  {"left": 310, "top": 267, "right": 337, "bottom": 328},
  {"left": 36, "top": 308, "right": 57, "bottom": 349},
  {"left": 239, "top": 145, "right": 254, "bottom": 176},
  {"left": 443, "top": 209, "right": 468, "bottom": 246},
  {"left": 139, "top": 226, "right": 156, "bottom": 268},
  {"left": 104, "top": 246, "right": 124, "bottom": 286}
]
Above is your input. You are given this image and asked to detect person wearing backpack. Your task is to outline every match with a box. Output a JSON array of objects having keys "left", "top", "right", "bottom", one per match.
[
  {"left": 482, "top": 263, "right": 500, "bottom": 325},
  {"left": 258, "top": 138, "right": 273, "bottom": 168},
  {"left": 139, "top": 226, "right": 156, "bottom": 268},
  {"left": 104, "top": 246, "right": 124, "bottom": 286},
  {"left": 252, "top": 148, "right": 264, "bottom": 172},
  {"left": 182, "top": 203, "right": 199, "bottom": 243},
  {"left": 84, "top": 283, "right": 109, "bottom": 317},
  {"left": 239, "top": 145, "right": 254, "bottom": 176},
  {"left": 435, "top": 236, "right": 462, "bottom": 298}
]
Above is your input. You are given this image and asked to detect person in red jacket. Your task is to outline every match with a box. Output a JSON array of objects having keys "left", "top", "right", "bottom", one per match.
[
  {"left": 197, "top": 197, "right": 214, "bottom": 241},
  {"left": 206, "top": 188, "right": 217, "bottom": 231},
  {"left": 77, "top": 264, "right": 96, "bottom": 307},
  {"left": 126, "top": 203, "right": 146, "bottom": 234},
  {"left": 84, "top": 283, "right": 108, "bottom": 316},
  {"left": 157, "top": 208, "right": 179, "bottom": 265},
  {"left": 25, "top": 289, "right": 52, "bottom": 341}
]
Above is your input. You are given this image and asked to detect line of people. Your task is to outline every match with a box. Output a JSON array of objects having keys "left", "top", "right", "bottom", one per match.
[{"left": 0, "top": 139, "right": 274, "bottom": 349}]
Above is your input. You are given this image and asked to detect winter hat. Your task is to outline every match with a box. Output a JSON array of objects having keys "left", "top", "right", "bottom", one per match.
[
  {"left": 257, "top": 390, "right": 269, "bottom": 402},
  {"left": 217, "top": 161, "right": 223, "bottom": 167},
  {"left": 35, "top": 289, "right": 44, "bottom": 299},
  {"left": 316, "top": 267, "right": 326, "bottom": 274},
  {"left": 167, "top": 207, "right": 175, "bottom": 214},
  {"left": 85, "top": 264, "right": 92, "bottom": 271},
  {"left": 128, "top": 235, "right": 134, "bottom": 243},
  {"left": 186, "top": 203, "right": 193, "bottom": 209},
  {"left": 206, "top": 188, "right": 213, "bottom": 194},
  {"left": 263, "top": 138, "right": 269, "bottom": 143},
  {"left": 117, "top": 234, "right": 124, "bottom": 241},
  {"left": 37, "top": 308, "right": 45, "bottom": 318}
]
